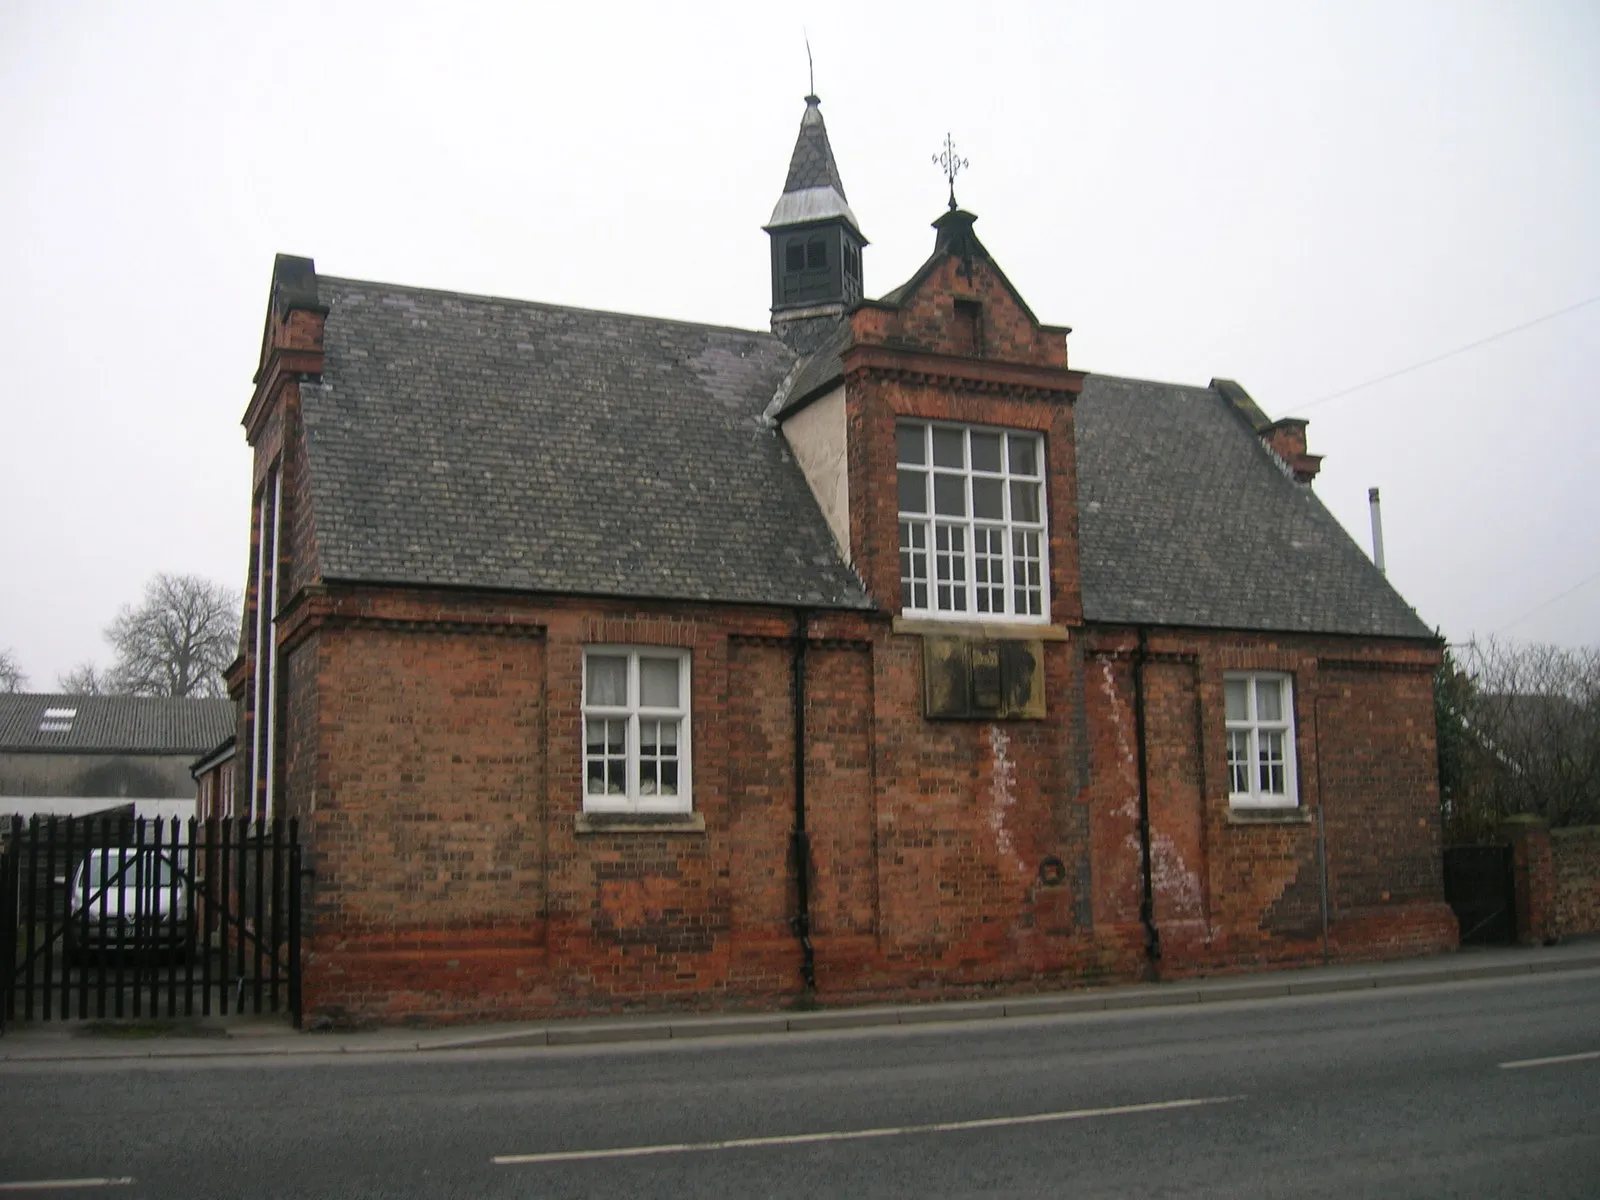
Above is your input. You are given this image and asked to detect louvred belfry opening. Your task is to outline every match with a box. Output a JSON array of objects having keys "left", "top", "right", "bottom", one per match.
[{"left": 765, "top": 95, "right": 868, "bottom": 353}]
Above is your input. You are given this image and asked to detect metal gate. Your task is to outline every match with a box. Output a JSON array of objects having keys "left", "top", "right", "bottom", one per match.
[
  {"left": 1442, "top": 844, "right": 1517, "bottom": 945},
  {"left": 2, "top": 816, "right": 301, "bottom": 1032}
]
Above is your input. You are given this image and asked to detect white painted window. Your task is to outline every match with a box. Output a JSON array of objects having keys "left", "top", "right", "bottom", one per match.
[
  {"left": 1225, "top": 673, "right": 1298, "bottom": 808},
  {"left": 582, "top": 648, "right": 691, "bottom": 813},
  {"left": 249, "top": 466, "right": 281, "bottom": 823},
  {"left": 897, "top": 421, "right": 1048, "bottom": 621}
]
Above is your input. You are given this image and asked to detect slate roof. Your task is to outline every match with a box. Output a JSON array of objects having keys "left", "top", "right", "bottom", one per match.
[
  {"left": 301, "top": 277, "right": 871, "bottom": 610},
  {"left": 782, "top": 96, "right": 847, "bottom": 198},
  {"left": 0, "top": 695, "right": 235, "bottom": 755},
  {"left": 768, "top": 320, "right": 851, "bottom": 421},
  {"left": 767, "top": 97, "right": 863, "bottom": 234},
  {"left": 290, "top": 268, "right": 1429, "bottom": 640},
  {"left": 1074, "top": 375, "right": 1433, "bottom": 639}
]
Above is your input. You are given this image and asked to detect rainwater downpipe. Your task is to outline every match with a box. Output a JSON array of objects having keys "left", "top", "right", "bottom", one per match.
[
  {"left": 1314, "top": 699, "right": 1332, "bottom": 964},
  {"left": 1132, "top": 629, "right": 1161, "bottom": 974},
  {"left": 791, "top": 609, "right": 816, "bottom": 993}
]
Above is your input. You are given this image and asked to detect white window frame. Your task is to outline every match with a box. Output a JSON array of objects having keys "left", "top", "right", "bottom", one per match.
[
  {"left": 1224, "top": 672, "right": 1299, "bottom": 809},
  {"left": 581, "top": 647, "right": 692, "bottom": 814},
  {"left": 896, "top": 420, "right": 1049, "bottom": 623},
  {"left": 249, "top": 466, "right": 282, "bottom": 824}
]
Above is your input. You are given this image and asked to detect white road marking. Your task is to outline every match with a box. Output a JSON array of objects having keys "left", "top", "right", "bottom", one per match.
[
  {"left": 1499, "top": 1049, "right": 1600, "bottom": 1070},
  {"left": 0, "top": 1181, "right": 134, "bottom": 1193},
  {"left": 494, "top": 1094, "right": 1244, "bottom": 1166}
]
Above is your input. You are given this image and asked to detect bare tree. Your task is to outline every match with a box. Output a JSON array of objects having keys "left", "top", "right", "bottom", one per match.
[
  {"left": 0, "top": 646, "right": 27, "bottom": 693},
  {"left": 57, "top": 661, "right": 115, "bottom": 696},
  {"left": 1453, "top": 637, "right": 1600, "bottom": 833},
  {"left": 105, "top": 574, "right": 242, "bottom": 699}
]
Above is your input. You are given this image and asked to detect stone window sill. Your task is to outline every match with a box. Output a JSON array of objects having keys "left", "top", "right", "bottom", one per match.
[
  {"left": 575, "top": 812, "right": 705, "bottom": 836},
  {"left": 1227, "top": 807, "right": 1314, "bottom": 826},
  {"left": 892, "top": 617, "right": 1070, "bottom": 642}
]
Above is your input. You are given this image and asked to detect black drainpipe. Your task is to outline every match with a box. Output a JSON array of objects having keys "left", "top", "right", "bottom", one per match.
[
  {"left": 1132, "top": 628, "right": 1162, "bottom": 975},
  {"left": 1313, "top": 699, "right": 1332, "bottom": 964},
  {"left": 791, "top": 609, "right": 816, "bottom": 993}
]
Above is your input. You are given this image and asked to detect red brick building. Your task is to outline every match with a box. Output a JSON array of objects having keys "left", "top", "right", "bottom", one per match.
[{"left": 232, "top": 96, "right": 1455, "bottom": 1023}]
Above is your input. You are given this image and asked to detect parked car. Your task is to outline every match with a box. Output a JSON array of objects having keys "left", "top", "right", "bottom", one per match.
[{"left": 65, "top": 848, "right": 193, "bottom": 962}]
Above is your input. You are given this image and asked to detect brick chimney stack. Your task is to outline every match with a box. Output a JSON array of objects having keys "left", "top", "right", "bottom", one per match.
[
  {"left": 1258, "top": 417, "right": 1323, "bottom": 483},
  {"left": 1209, "top": 379, "right": 1323, "bottom": 484}
]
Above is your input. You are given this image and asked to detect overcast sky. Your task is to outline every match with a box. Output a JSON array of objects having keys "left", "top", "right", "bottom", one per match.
[{"left": 2, "top": 0, "right": 1596, "bottom": 689}]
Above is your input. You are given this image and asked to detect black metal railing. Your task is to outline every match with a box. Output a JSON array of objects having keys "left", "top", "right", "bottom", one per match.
[{"left": 1, "top": 816, "right": 301, "bottom": 1033}]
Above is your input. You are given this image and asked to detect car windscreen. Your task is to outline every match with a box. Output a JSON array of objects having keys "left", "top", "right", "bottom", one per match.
[{"left": 84, "top": 853, "right": 176, "bottom": 888}]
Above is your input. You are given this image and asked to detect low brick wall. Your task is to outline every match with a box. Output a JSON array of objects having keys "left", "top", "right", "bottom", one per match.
[{"left": 1552, "top": 826, "right": 1600, "bottom": 939}]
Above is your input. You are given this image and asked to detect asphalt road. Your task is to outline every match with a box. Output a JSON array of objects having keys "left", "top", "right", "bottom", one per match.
[{"left": 2, "top": 971, "right": 1598, "bottom": 1198}]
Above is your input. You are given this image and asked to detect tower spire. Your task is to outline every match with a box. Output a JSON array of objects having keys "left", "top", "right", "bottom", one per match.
[{"left": 765, "top": 93, "right": 868, "bottom": 353}]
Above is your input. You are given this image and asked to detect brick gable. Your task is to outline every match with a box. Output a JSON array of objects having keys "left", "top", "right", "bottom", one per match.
[{"left": 837, "top": 215, "right": 1085, "bottom": 624}]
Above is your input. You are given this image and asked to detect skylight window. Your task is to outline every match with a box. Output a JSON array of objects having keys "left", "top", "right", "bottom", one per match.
[{"left": 39, "top": 707, "right": 77, "bottom": 733}]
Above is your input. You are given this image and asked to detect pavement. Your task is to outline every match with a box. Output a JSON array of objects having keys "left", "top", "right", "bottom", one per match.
[{"left": 4, "top": 938, "right": 1599, "bottom": 1063}]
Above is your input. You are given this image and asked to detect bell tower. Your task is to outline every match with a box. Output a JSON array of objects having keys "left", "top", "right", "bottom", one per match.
[{"left": 765, "top": 94, "right": 867, "bottom": 354}]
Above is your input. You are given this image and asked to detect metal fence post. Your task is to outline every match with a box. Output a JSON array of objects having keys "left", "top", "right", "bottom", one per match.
[
  {"left": 1, "top": 816, "right": 21, "bottom": 1033},
  {"left": 288, "top": 821, "right": 303, "bottom": 1030}
]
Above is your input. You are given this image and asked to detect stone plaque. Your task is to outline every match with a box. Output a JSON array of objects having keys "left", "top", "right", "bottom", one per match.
[{"left": 922, "top": 637, "right": 1046, "bottom": 720}]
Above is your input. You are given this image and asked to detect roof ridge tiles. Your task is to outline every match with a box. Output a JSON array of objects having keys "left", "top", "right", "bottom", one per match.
[
  {"left": 1077, "top": 370, "right": 1226, "bottom": 397},
  {"left": 316, "top": 275, "right": 783, "bottom": 343}
]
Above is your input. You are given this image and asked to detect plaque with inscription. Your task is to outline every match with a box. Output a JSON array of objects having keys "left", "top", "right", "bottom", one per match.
[{"left": 922, "top": 637, "right": 1046, "bottom": 720}]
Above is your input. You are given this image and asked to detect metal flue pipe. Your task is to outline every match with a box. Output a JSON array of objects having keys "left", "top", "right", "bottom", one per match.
[{"left": 1368, "top": 487, "right": 1387, "bottom": 575}]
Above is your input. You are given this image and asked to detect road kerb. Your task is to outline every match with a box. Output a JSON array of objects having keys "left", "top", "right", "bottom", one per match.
[
  {"left": 1527, "top": 957, "right": 1598, "bottom": 975},
  {"left": 547, "top": 1022, "right": 675, "bottom": 1046},
  {"left": 895, "top": 1001, "right": 1009, "bottom": 1025},
  {"left": 420, "top": 1028, "right": 553, "bottom": 1052},
  {"left": 786, "top": 1008, "right": 901, "bottom": 1032},
  {"left": 1195, "top": 980, "right": 1292, "bottom": 1003},
  {"left": 1287, "top": 976, "right": 1377, "bottom": 995},
  {"left": 1002, "top": 993, "right": 1107, "bottom": 1018},
  {"left": 1108, "top": 988, "right": 1202, "bottom": 1009},
  {"left": 6, "top": 951, "right": 1600, "bottom": 1061},
  {"left": 669, "top": 1016, "right": 790, "bottom": 1039}
]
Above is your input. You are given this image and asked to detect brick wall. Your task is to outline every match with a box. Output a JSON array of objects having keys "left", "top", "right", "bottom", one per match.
[
  {"left": 277, "top": 586, "right": 1452, "bottom": 1023},
  {"left": 1552, "top": 825, "right": 1600, "bottom": 938},
  {"left": 726, "top": 638, "right": 802, "bottom": 993},
  {"left": 1501, "top": 816, "right": 1557, "bottom": 944},
  {"left": 243, "top": 247, "right": 1454, "bottom": 1024},
  {"left": 286, "top": 590, "right": 1145, "bottom": 1022},
  {"left": 1083, "top": 628, "right": 1456, "bottom": 975}
]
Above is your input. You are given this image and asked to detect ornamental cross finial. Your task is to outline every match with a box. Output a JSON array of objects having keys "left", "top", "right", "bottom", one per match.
[{"left": 933, "top": 133, "right": 967, "bottom": 211}]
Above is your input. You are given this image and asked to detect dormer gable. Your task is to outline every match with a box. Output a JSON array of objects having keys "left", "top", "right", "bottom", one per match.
[
  {"left": 778, "top": 207, "right": 1087, "bottom": 630},
  {"left": 849, "top": 209, "right": 1071, "bottom": 371}
]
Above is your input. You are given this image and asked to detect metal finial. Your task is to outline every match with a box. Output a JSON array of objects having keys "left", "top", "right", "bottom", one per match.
[
  {"left": 933, "top": 133, "right": 967, "bottom": 211},
  {"left": 805, "top": 32, "right": 815, "bottom": 98}
]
